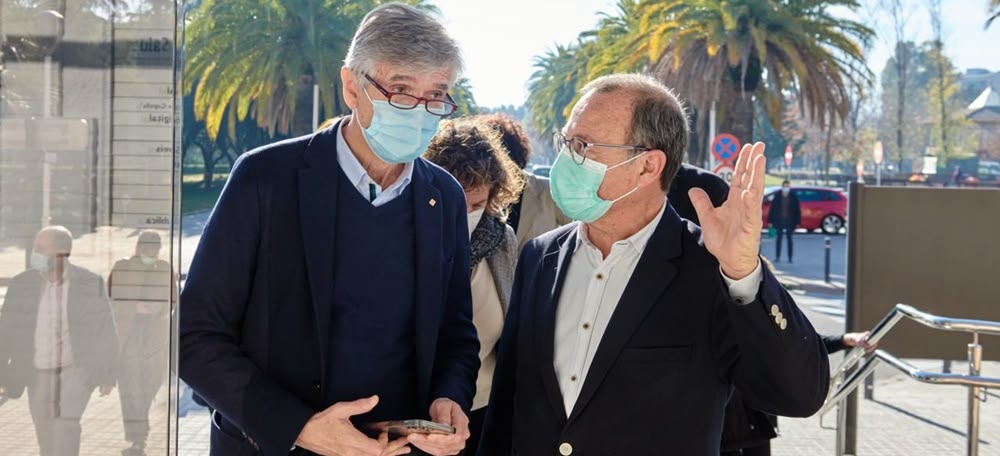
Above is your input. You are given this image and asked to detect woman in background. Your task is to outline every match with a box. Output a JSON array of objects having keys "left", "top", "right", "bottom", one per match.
[{"left": 424, "top": 118, "right": 525, "bottom": 455}]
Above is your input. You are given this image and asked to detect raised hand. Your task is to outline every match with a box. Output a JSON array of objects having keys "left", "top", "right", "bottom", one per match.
[{"left": 689, "top": 142, "right": 767, "bottom": 280}]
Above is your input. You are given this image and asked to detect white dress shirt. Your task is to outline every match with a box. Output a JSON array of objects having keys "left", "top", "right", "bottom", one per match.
[
  {"left": 335, "top": 119, "right": 414, "bottom": 206},
  {"left": 553, "top": 198, "right": 762, "bottom": 415},
  {"left": 34, "top": 273, "right": 74, "bottom": 369}
]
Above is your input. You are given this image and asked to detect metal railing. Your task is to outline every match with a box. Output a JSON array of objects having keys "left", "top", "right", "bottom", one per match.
[{"left": 821, "top": 304, "right": 1000, "bottom": 456}]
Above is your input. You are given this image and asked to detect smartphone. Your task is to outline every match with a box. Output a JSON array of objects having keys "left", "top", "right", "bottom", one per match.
[{"left": 368, "top": 419, "right": 456, "bottom": 436}]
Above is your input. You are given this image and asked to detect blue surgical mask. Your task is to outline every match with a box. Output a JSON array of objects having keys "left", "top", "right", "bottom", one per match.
[
  {"left": 30, "top": 252, "right": 52, "bottom": 272},
  {"left": 549, "top": 145, "right": 645, "bottom": 223},
  {"left": 360, "top": 88, "right": 441, "bottom": 164}
]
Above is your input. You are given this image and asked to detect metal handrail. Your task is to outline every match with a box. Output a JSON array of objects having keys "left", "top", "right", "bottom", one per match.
[
  {"left": 819, "top": 349, "right": 1000, "bottom": 416},
  {"left": 821, "top": 303, "right": 999, "bottom": 456},
  {"left": 829, "top": 304, "right": 1000, "bottom": 385}
]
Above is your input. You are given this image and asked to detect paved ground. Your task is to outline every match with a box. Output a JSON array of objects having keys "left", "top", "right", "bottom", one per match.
[{"left": 2, "top": 216, "right": 997, "bottom": 455}]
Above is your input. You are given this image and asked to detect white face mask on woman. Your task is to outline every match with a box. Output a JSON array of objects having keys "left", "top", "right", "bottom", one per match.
[{"left": 467, "top": 208, "right": 485, "bottom": 239}]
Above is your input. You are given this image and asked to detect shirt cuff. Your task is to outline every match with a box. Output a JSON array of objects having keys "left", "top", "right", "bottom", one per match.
[{"left": 720, "top": 260, "right": 763, "bottom": 305}]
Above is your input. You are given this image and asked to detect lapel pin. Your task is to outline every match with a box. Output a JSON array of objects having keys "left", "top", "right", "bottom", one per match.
[{"left": 429, "top": 198, "right": 437, "bottom": 207}]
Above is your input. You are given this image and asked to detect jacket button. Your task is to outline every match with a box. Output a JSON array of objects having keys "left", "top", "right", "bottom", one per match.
[
  {"left": 312, "top": 381, "right": 321, "bottom": 391},
  {"left": 559, "top": 442, "right": 573, "bottom": 455}
]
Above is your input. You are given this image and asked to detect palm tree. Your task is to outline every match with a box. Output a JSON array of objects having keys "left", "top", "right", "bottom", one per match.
[
  {"left": 988, "top": 0, "right": 1000, "bottom": 29},
  {"left": 622, "top": 0, "right": 874, "bottom": 149},
  {"left": 450, "top": 77, "right": 480, "bottom": 117},
  {"left": 183, "top": 0, "right": 436, "bottom": 140},
  {"left": 525, "top": 43, "right": 594, "bottom": 137}
]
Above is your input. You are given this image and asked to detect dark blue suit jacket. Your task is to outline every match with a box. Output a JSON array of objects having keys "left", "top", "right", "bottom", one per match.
[
  {"left": 179, "top": 122, "right": 480, "bottom": 455},
  {"left": 480, "top": 204, "right": 828, "bottom": 456}
]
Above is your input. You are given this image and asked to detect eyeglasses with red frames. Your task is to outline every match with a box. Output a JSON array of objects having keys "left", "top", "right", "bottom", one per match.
[{"left": 363, "top": 74, "right": 458, "bottom": 117}]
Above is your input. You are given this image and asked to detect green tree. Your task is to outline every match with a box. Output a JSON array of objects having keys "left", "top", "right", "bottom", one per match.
[
  {"left": 622, "top": 0, "right": 874, "bottom": 152},
  {"left": 525, "top": 43, "right": 593, "bottom": 137},
  {"left": 919, "top": 41, "right": 975, "bottom": 162},
  {"left": 989, "top": 0, "right": 999, "bottom": 28},
  {"left": 183, "top": 0, "right": 436, "bottom": 141},
  {"left": 449, "top": 77, "right": 480, "bottom": 117},
  {"left": 877, "top": 41, "right": 931, "bottom": 171}
]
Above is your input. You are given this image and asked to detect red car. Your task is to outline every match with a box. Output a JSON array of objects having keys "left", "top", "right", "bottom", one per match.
[{"left": 762, "top": 186, "right": 847, "bottom": 234}]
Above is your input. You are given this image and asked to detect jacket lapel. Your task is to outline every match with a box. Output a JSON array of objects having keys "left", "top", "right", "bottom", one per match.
[
  {"left": 567, "top": 206, "right": 684, "bottom": 423},
  {"left": 411, "top": 158, "right": 444, "bottom": 403},
  {"left": 535, "top": 226, "right": 578, "bottom": 422},
  {"left": 298, "top": 124, "right": 341, "bottom": 374}
]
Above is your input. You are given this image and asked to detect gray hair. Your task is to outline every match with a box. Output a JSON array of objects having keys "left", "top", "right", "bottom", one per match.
[
  {"left": 36, "top": 225, "right": 73, "bottom": 256},
  {"left": 344, "top": 3, "right": 463, "bottom": 82},
  {"left": 580, "top": 73, "right": 689, "bottom": 191}
]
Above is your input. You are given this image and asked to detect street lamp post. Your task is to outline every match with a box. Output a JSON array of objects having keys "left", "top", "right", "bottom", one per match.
[{"left": 873, "top": 141, "right": 884, "bottom": 186}]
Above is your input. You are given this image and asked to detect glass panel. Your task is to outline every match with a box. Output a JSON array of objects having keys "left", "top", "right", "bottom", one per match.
[
  {"left": 0, "top": 1, "right": 179, "bottom": 455},
  {"left": 795, "top": 190, "right": 821, "bottom": 202}
]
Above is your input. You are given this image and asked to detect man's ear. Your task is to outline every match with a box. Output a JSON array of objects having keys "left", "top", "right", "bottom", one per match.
[
  {"left": 639, "top": 149, "right": 667, "bottom": 188},
  {"left": 341, "top": 66, "right": 359, "bottom": 110}
]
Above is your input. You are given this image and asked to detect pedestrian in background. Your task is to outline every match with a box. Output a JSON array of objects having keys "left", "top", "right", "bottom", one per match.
[
  {"left": 109, "top": 231, "right": 175, "bottom": 456},
  {"left": 0, "top": 226, "right": 118, "bottom": 456},
  {"left": 767, "top": 180, "right": 801, "bottom": 263},
  {"left": 476, "top": 113, "right": 570, "bottom": 251}
]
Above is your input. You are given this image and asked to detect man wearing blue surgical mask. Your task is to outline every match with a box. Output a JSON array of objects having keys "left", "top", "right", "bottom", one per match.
[
  {"left": 480, "top": 74, "right": 828, "bottom": 456},
  {"left": 179, "top": 4, "right": 479, "bottom": 456}
]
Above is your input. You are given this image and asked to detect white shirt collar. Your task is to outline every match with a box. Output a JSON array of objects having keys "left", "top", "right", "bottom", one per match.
[
  {"left": 335, "top": 118, "right": 414, "bottom": 195},
  {"left": 574, "top": 197, "right": 667, "bottom": 255}
]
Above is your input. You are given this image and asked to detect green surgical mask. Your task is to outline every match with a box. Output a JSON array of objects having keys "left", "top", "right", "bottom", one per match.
[{"left": 549, "top": 145, "right": 645, "bottom": 223}]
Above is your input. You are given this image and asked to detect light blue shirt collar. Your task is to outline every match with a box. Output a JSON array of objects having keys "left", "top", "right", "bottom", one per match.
[{"left": 335, "top": 118, "right": 414, "bottom": 206}]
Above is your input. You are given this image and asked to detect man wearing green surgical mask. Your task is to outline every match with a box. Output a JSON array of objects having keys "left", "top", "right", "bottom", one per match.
[
  {"left": 481, "top": 74, "right": 828, "bottom": 456},
  {"left": 180, "top": 4, "right": 480, "bottom": 456}
]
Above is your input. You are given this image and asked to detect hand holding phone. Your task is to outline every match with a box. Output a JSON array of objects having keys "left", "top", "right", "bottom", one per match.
[{"left": 368, "top": 419, "right": 456, "bottom": 436}]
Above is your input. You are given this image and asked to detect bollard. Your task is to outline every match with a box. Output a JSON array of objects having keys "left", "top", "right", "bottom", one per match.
[{"left": 825, "top": 236, "right": 832, "bottom": 283}]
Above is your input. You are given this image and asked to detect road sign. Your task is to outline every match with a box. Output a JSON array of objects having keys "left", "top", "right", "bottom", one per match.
[
  {"left": 711, "top": 133, "right": 740, "bottom": 163},
  {"left": 873, "top": 141, "right": 884, "bottom": 165},
  {"left": 713, "top": 163, "right": 735, "bottom": 183},
  {"left": 784, "top": 145, "right": 793, "bottom": 167}
]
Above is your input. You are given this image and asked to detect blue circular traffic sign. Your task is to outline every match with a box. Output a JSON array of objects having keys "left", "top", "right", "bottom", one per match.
[{"left": 711, "top": 133, "right": 740, "bottom": 163}]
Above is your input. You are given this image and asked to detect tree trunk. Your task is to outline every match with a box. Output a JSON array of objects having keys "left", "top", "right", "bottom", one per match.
[
  {"left": 687, "top": 107, "right": 708, "bottom": 168},
  {"left": 824, "top": 121, "right": 833, "bottom": 186},
  {"left": 895, "top": 43, "right": 907, "bottom": 173},
  {"left": 718, "top": 83, "right": 755, "bottom": 149},
  {"left": 201, "top": 146, "right": 216, "bottom": 190},
  {"left": 291, "top": 74, "right": 316, "bottom": 137}
]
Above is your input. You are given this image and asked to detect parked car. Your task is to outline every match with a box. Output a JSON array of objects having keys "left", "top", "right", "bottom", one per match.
[{"left": 762, "top": 185, "right": 847, "bottom": 234}]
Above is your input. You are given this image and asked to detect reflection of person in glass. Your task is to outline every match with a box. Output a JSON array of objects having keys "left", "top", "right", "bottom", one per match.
[
  {"left": 0, "top": 226, "right": 118, "bottom": 456},
  {"left": 108, "top": 231, "right": 173, "bottom": 456}
]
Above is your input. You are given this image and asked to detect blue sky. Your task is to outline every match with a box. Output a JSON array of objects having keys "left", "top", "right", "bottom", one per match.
[{"left": 432, "top": 0, "right": 1000, "bottom": 108}]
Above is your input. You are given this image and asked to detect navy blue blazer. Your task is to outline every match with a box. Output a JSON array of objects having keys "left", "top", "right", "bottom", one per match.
[
  {"left": 179, "top": 122, "right": 480, "bottom": 455},
  {"left": 480, "top": 204, "right": 828, "bottom": 456}
]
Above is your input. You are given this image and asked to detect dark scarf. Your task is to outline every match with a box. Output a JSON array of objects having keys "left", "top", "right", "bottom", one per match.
[{"left": 470, "top": 214, "right": 506, "bottom": 271}]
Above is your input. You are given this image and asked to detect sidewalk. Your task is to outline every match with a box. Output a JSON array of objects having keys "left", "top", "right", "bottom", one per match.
[
  {"left": 773, "top": 359, "right": 1000, "bottom": 456},
  {"left": 7, "top": 360, "right": 994, "bottom": 455}
]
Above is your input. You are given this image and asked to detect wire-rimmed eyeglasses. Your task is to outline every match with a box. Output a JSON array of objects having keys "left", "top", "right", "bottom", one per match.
[{"left": 553, "top": 132, "right": 651, "bottom": 165}]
